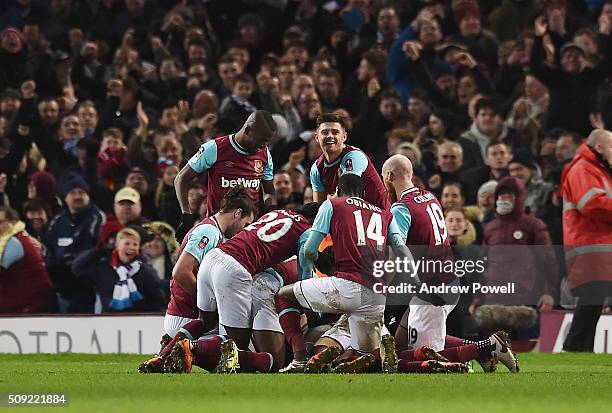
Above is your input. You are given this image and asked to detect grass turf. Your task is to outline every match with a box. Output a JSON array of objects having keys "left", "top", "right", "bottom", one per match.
[{"left": 1, "top": 353, "right": 611, "bottom": 412}]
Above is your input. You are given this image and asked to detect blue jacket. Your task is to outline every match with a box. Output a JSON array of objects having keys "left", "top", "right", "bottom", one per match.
[{"left": 44, "top": 202, "right": 106, "bottom": 277}]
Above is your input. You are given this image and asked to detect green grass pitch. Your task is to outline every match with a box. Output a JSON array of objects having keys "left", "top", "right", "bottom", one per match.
[{"left": 1, "top": 353, "right": 611, "bottom": 412}]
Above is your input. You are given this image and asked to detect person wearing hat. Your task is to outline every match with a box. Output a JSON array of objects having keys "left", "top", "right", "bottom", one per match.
[
  {"left": 124, "top": 166, "right": 158, "bottom": 221},
  {"left": 0, "top": 27, "right": 31, "bottom": 91},
  {"left": 0, "top": 88, "right": 21, "bottom": 120},
  {"left": 482, "top": 176, "right": 559, "bottom": 312},
  {"left": 530, "top": 13, "right": 612, "bottom": 135},
  {"left": 476, "top": 179, "right": 497, "bottom": 224},
  {"left": 113, "top": 186, "right": 147, "bottom": 227},
  {"left": 508, "top": 150, "right": 555, "bottom": 217},
  {"left": 450, "top": 0, "right": 498, "bottom": 74},
  {"left": 43, "top": 172, "right": 105, "bottom": 313}
]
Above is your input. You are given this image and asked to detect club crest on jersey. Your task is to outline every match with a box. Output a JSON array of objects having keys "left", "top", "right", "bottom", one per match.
[
  {"left": 254, "top": 160, "right": 264, "bottom": 174},
  {"left": 198, "top": 236, "right": 209, "bottom": 249},
  {"left": 513, "top": 230, "right": 523, "bottom": 240},
  {"left": 345, "top": 158, "right": 353, "bottom": 172}
]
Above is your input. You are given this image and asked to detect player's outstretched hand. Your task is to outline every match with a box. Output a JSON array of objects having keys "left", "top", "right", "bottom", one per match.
[{"left": 175, "top": 213, "right": 200, "bottom": 243}]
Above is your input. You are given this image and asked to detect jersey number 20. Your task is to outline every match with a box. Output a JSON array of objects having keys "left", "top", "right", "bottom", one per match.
[{"left": 245, "top": 211, "right": 294, "bottom": 242}]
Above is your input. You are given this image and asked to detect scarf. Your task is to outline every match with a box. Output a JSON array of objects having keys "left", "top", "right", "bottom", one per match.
[
  {"left": 231, "top": 94, "right": 257, "bottom": 113},
  {"left": 466, "top": 122, "right": 509, "bottom": 160},
  {"left": 109, "top": 249, "right": 144, "bottom": 311}
]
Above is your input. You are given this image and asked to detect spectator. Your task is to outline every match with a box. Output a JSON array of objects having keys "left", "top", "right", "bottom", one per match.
[
  {"left": 427, "top": 141, "right": 464, "bottom": 195},
  {"left": 72, "top": 227, "right": 166, "bottom": 313},
  {"left": 111, "top": 186, "right": 148, "bottom": 228},
  {"left": 97, "top": 128, "right": 129, "bottom": 191},
  {"left": 530, "top": 13, "right": 611, "bottom": 135},
  {"left": 561, "top": 129, "right": 612, "bottom": 352},
  {"left": 462, "top": 141, "right": 512, "bottom": 204},
  {"left": 508, "top": 150, "right": 555, "bottom": 217},
  {"left": 44, "top": 172, "right": 105, "bottom": 313},
  {"left": 219, "top": 72, "right": 257, "bottom": 132},
  {"left": 0, "top": 205, "right": 56, "bottom": 313},
  {"left": 142, "top": 221, "right": 179, "bottom": 300},
  {"left": 441, "top": 181, "right": 482, "bottom": 244},
  {"left": 27, "top": 171, "right": 61, "bottom": 214},
  {"left": 124, "top": 167, "right": 158, "bottom": 221},
  {"left": 483, "top": 176, "right": 558, "bottom": 309},
  {"left": 22, "top": 199, "right": 51, "bottom": 242},
  {"left": 450, "top": 1, "right": 499, "bottom": 74},
  {"left": 273, "top": 171, "right": 299, "bottom": 209},
  {"left": 476, "top": 180, "right": 498, "bottom": 225},
  {"left": 155, "top": 164, "right": 181, "bottom": 229},
  {"left": 444, "top": 207, "right": 483, "bottom": 338},
  {"left": 458, "top": 97, "right": 518, "bottom": 170}
]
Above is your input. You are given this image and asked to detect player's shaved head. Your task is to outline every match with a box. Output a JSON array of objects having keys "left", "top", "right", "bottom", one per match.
[
  {"left": 246, "top": 110, "right": 276, "bottom": 134},
  {"left": 337, "top": 173, "right": 364, "bottom": 198},
  {"left": 382, "top": 154, "right": 414, "bottom": 181},
  {"left": 239, "top": 110, "right": 277, "bottom": 152},
  {"left": 382, "top": 154, "right": 415, "bottom": 203}
]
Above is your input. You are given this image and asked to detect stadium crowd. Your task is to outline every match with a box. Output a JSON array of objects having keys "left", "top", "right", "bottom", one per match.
[{"left": 0, "top": 0, "right": 611, "bottom": 356}]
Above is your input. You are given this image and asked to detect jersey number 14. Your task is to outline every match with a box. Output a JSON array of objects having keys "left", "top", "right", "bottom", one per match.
[{"left": 353, "top": 211, "right": 385, "bottom": 250}]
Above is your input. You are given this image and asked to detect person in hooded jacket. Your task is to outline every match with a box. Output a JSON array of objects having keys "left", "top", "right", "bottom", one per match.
[{"left": 482, "top": 176, "right": 559, "bottom": 310}]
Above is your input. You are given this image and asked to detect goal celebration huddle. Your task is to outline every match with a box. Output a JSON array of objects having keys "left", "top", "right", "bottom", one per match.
[{"left": 138, "top": 111, "right": 519, "bottom": 375}]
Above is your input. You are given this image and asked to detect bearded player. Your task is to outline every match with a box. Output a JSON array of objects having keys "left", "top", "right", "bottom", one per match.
[
  {"left": 382, "top": 154, "right": 519, "bottom": 373},
  {"left": 168, "top": 203, "right": 319, "bottom": 370},
  {"left": 139, "top": 187, "right": 272, "bottom": 373},
  {"left": 278, "top": 174, "right": 411, "bottom": 373},
  {"left": 310, "top": 113, "right": 390, "bottom": 210},
  {"left": 174, "top": 110, "right": 277, "bottom": 242}
]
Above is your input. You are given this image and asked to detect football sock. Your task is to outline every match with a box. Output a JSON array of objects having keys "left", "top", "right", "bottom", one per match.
[
  {"left": 438, "top": 344, "right": 479, "bottom": 363},
  {"left": 278, "top": 309, "right": 306, "bottom": 360},
  {"left": 190, "top": 336, "right": 223, "bottom": 371},
  {"left": 159, "top": 320, "right": 206, "bottom": 359},
  {"left": 239, "top": 350, "right": 273, "bottom": 373}
]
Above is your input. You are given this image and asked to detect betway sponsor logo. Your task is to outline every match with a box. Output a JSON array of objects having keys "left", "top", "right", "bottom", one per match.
[{"left": 221, "top": 176, "right": 260, "bottom": 189}]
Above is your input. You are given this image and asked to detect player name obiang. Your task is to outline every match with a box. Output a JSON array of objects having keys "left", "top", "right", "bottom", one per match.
[{"left": 346, "top": 197, "right": 382, "bottom": 212}]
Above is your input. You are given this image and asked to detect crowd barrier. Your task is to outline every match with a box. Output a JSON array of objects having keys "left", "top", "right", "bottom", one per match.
[{"left": 1, "top": 311, "right": 611, "bottom": 354}]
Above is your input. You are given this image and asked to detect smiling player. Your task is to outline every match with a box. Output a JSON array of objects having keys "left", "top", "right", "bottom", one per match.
[{"left": 310, "top": 113, "right": 390, "bottom": 210}]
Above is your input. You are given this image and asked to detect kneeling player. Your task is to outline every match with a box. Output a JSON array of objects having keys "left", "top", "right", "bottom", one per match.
[
  {"left": 195, "top": 204, "right": 319, "bottom": 355},
  {"left": 278, "top": 174, "right": 412, "bottom": 373},
  {"left": 382, "top": 155, "right": 518, "bottom": 373},
  {"left": 139, "top": 187, "right": 265, "bottom": 373}
]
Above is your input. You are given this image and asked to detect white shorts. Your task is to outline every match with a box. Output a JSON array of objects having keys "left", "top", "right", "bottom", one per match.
[
  {"left": 251, "top": 271, "right": 283, "bottom": 333},
  {"left": 163, "top": 314, "right": 196, "bottom": 337},
  {"left": 197, "top": 249, "right": 253, "bottom": 329},
  {"left": 400, "top": 296, "right": 456, "bottom": 352},
  {"left": 321, "top": 314, "right": 391, "bottom": 351},
  {"left": 293, "top": 277, "right": 385, "bottom": 352}
]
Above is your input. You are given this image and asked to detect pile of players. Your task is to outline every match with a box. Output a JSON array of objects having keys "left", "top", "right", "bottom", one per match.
[{"left": 138, "top": 111, "right": 519, "bottom": 374}]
